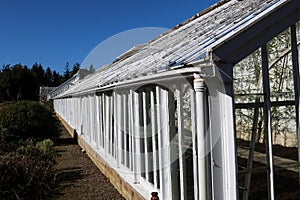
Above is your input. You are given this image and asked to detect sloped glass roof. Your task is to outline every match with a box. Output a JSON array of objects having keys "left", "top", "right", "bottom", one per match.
[{"left": 57, "top": 0, "right": 284, "bottom": 97}]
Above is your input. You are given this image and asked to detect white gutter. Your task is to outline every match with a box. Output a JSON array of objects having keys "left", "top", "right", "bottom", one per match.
[{"left": 54, "top": 59, "right": 216, "bottom": 98}]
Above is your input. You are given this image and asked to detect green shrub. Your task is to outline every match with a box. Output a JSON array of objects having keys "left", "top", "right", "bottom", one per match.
[
  {"left": 0, "top": 101, "right": 60, "bottom": 151},
  {"left": 44, "top": 100, "right": 54, "bottom": 111},
  {"left": 0, "top": 139, "right": 57, "bottom": 200}
]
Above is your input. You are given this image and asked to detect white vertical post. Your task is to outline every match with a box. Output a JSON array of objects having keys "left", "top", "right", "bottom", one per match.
[
  {"left": 109, "top": 94, "right": 113, "bottom": 156},
  {"left": 93, "top": 95, "right": 96, "bottom": 143},
  {"left": 75, "top": 97, "right": 78, "bottom": 131},
  {"left": 99, "top": 95, "right": 104, "bottom": 148},
  {"left": 80, "top": 97, "right": 83, "bottom": 135},
  {"left": 150, "top": 90, "right": 158, "bottom": 189},
  {"left": 261, "top": 44, "right": 275, "bottom": 200},
  {"left": 133, "top": 90, "right": 141, "bottom": 183},
  {"left": 176, "top": 88, "right": 187, "bottom": 200},
  {"left": 205, "top": 64, "right": 237, "bottom": 200},
  {"left": 143, "top": 91, "right": 149, "bottom": 181},
  {"left": 156, "top": 86, "right": 164, "bottom": 195},
  {"left": 291, "top": 24, "right": 300, "bottom": 184},
  {"left": 117, "top": 92, "right": 122, "bottom": 167},
  {"left": 95, "top": 95, "right": 100, "bottom": 148},
  {"left": 157, "top": 86, "right": 173, "bottom": 199},
  {"left": 123, "top": 93, "right": 128, "bottom": 167},
  {"left": 190, "top": 88, "right": 199, "bottom": 200},
  {"left": 129, "top": 92, "right": 133, "bottom": 171},
  {"left": 194, "top": 77, "right": 207, "bottom": 200},
  {"left": 87, "top": 96, "right": 91, "bottom": 141},
  {"left": 105, "top": 94, "right": 110, "bottom": 156},
  {"left": 82, "top": 97, "right": 86, "bottom": 135},
  {"left": 113, "top": 92, "right": 117, "bottom": 158}
]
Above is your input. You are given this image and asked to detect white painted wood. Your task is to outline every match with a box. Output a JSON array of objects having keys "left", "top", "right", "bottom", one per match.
[
  {"left": 176, "top": 88, "right": 187, "bottom": 200},
  {"left": 143, "top": 91, "right": 149, "bottom": 181},
  {"left": 190, "top": 88, "right": 199, "bottom": 200},
  {"left": 157, "top": 86, "right": 173, "bottom": 199},
  {"left": 194, "top": 78, "right": 207, "bottom": 200},
  {"left": 99, "top": 95, "right": 103, "bottom": 148},
  {"left": 80, "top": 97, "right": 84, "bottom": 135},
  {"left": 113, "top": 92, "right": 117, "bottom": 158},
  {"left": 129, "top": 92, "right": 133, "bottom": 171},
  {"left": 87, "top": 96, "right": 91, "bottom": 141},
  {"left": 116, "top": 93, "right": 122, "bottom": 167},
  {"left": 205, "top": 65, "right": 237, "bottom": 200},
  {"left": 105, "top": 94, "right": 110, "bottom": 156},
  {"left": 99, "top": 95, "right": 104, "bottom": 148},
  {"left": 150, "top": 90, "right": 158, "bottom": 189},
  {"left": 123, "top": 93, "right": 128, "bottom": 167},
  {"left": 92, "top": 95, "right": 97, "bottom": 145},
  {"left": 291, "top": 24, "right": 300, "bottom": 184},
  {"left": 95, "top": 95, "right": 100, "bottom": 148},
  {"left": 109, "top": 94, "right": 113, "bottom": 156},
  {"left": 83, "top": 97, "right": 87, "bottom": 135},
  {"left": 262, "top": 45, "right": 275, "bottom": 200},
  {"left": 156, "top": 86, "right": 164, "bottom": 195},
  {"left": 133, "top": 90, "right": 141, "bottom": 183}
]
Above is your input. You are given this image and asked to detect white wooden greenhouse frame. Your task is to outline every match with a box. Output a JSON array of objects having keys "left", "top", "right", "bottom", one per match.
[{"left": 51, "top": 0, "right": 300, "bottom": 199}]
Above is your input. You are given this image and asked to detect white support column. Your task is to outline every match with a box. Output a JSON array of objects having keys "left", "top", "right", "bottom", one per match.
[
  {"left": 262, "top": 44, "right": 275, "bottom": 200},
  {"left": 190, "top": 88, "right": 199, "bottom": 200},
  {"left": 129, "top": 92, "right": 133, "bottom": 171},
  {"left": 82, "top": 96, "right": 88, "bottom": 137},
  {"left": 80, "top": 97, "right": 84, "bottom": 135},
  {"left": 109, "top": 94, "right": 113, "bottom": 156},
  {"left": 176, "top": 88, "right": 187, "bottom": 200},
  {"left": 133, "top": 90, "right": 141, "bottom": 183},
  {"left": 90, "top": 96, "right": 94, "bottom": 143},
  {"left": 95, "top": 95, "right": 99, "bottom": 148},
  {"left": 116, "top": 92, "right": 122, "bottom": 167},
  {"left": 150, "top": 90, "right": 158, "bottom": 189},
  {"left": 156, "top": 86, "right": 164, "bottom": 195},
  {"left": 94, "top": 95, "right": 98, "bottom": 145},
  {"left": 204, "top": 63, "right": 237, "bottom": 200},
  {"left": 87, "top": 96, "right": 92, "bottom": 142},
  {"left": 123, "top": 93, "right": 128, "bottom": 167},
  {"left": 113, "top": 92, "right": 117, "bottom": 158},
  {"left": 291, "top": 24, "right": 300, "bottom": 184},
  {"left": 143, "top": 91, "right": 150, "bottom": 181},
  {"left": 99, "top": 95, "right": 104, "bottom": 148},
  {"left": 194, "top": 78, "right": 207, "bottom": 200},
  {"left": 105, "top": 94, "right": 110, "bottom": 156},
  {"left": 156, "top": 86, "right": 173, "bottom": 199},
  {"left": 92, "top": 95, "right": 97, "bottom": 145}
]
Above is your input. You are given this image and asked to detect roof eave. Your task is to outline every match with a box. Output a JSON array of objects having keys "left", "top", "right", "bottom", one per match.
[{"left": 211, "top": 0, "right": 300, "bottom": 65}]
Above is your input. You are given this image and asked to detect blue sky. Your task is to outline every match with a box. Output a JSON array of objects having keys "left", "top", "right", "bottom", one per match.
[{"left": 0, "top": 0, "right": 219, "bottom": 74}]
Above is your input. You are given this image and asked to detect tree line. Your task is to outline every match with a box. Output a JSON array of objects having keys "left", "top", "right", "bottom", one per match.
[{"left": 0, "top": 62, "right": 80, "bottom": 102}]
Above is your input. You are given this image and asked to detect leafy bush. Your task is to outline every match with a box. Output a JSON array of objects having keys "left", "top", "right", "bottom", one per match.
[
  {"left": 0, "top": 101, "right": 60, "bottom": 151},
  {"left": 0, "top": 139, "right": 57, "bottom": 200},
  {"left": 44, "top": 100, "right": 54, "bottom": 111}
]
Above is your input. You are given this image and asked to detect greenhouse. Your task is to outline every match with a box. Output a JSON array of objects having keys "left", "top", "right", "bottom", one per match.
[{"left": 50, "top": 0, "right": 300, "bottom": 199}]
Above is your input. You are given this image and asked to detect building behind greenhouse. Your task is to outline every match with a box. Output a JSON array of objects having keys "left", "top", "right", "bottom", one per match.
[{"left": 50, "top": 0, "right": 300, "bottom": 199}]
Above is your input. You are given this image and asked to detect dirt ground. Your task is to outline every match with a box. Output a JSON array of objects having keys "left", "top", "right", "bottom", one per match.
[
  {"left": 237, "top": 139, "right": 300, "bottom": 200},
  {"left": 50, "top": 121, "right": 300, "bottom": 200},
  {"left": 51, "top": 124, "right": 125, "bottom": 200}
]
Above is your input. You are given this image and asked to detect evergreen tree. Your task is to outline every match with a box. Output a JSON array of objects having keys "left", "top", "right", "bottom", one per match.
[
  {"left": 52, "top": 70, "right": 64, "bottom": 86},
  {"left": 89, "top": 64, "right": 95, "bottom": 73},
  {"left": 71, "top": 63, "right": 80, "bottom": 76},
  {"left": 63, "top": 62, "right": 71, "bottom": 81},
  {"left": 44, "top": 67, "right": 53, "bottom": 86},
  {"left": 31, "top": 63, "right": 46, "bottom": 86}
]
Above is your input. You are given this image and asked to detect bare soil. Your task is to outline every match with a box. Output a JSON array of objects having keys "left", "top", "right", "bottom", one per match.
[
  {"left": 51, "top": 124, "right": 125, "bottom": 200},
  {"left": 237, "top": 139, "right": 300, "bottom": 200},
  {"left": 50, "top": 123, "right": 300, "bottom": 200}
]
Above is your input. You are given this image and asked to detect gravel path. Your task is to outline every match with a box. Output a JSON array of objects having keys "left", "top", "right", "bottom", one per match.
[{"left": 52, "top": 124, "right": 125, "bottom": 200}]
